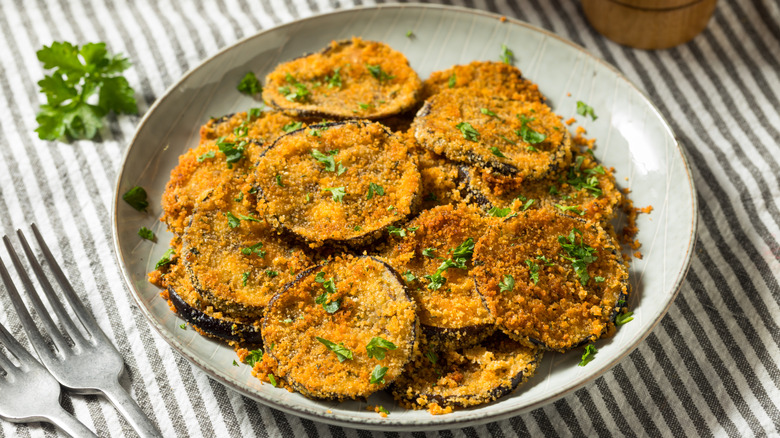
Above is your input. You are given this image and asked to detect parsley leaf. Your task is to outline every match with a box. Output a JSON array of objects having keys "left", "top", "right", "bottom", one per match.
[
  {"left": 481, "top": 108, "right": 500, "bottom": 120},
  {"left": 323, "top": 186, "right": 346, "bottom": 202},
  {"left": 525, "top": 260, "right": 540, "bottom": 285},
  {"left": 197, "top": 150, "right": 216, "bottom": 162},
  {"left": 366, "top": 64, "right": 395, "bottom": 82},
  {"left": 265, "top": 269, "right": 279, "bottom": 277},
  {"left": 558, "top": 228, "right": 598, "bottom": 285},
  {"left": 517, "top": 115, "right": 546, "bottom": 145},
  {"left": 521, "top": 199, "right": 535, "bottom": 211},
  {"left": 275, "top": 174, "right": 285, "bottom": 187},
  {"left": 216, "top": 136, "right": 245, "bottom": 167},
  {"left": 579, "top": 344, "right": 597, "bottom": 366},
  {"left": 576, "top": 101, "right": 598, "bottom": 120},
  {"left": 555, "top": 204, "right": 585, "bottom": 216},
  {"left": 325, "top": 67, "right": 342, "bottom": 89},
  {"left": 370, "top": 365, "right": 389, "bottom": 385},
  {"left": 279, "top": 73, "right": 310, "bottom": 102},
  {"left": 155, "top": 248, "right": 175, "bottom": 269},
  {"left": 268, "top": 373, "right": 278, "bottom": 387},
  {"left": 425, "top": 350, "right": 438, "bottom": 365},
  {"left": 422, "top": 248, "right": 437, "bottom": 258},
  {"left": 456, "top": 122, "right": 480, "bottom": 141},
  {"left": 311, "top": 149, "right": 338, "bottom": 172},
  {"left": 237, "top": 71, "right": 261, "bottom": 95},
  {"left": 122, "top": 186, "right": 148, "bottom": 211},
  {"left": 451, "top": 237, "right": 475, "bottom": 260},
  {"left": 500, "top": 44, "right": 515, "bottom": 65},
  {"left": 448, "top": 73, "right": 457, "bottom": 88},
  {"left": 366, "top": 182, "right": 385, "bottom": 200},
  {"left": 225, "top": 212, "right": 241, "bottom": 228},
  {"left": 566, "top": 156, "right": 603, "bottom": 197},
  {"left": 490, "top": 146, "right": 506, "bottom": 158},
  {"left": 242, "top": 271, "right": 250, "bottom": 286},
  {"left": 35, "top": 41, "right": 137, "bottom": 140},
  {"left": 366, "top": 337, "right": 397, "bottom": 360},
  {"left": 138, "top": 227, "right": 156, "bottom": 241},
  {"left": 499, "top": 274, "right": 515, "bottom": 292},
  {"left": 316, "top": 337, "right": 353, "bottom": 362},
  {"left": 282, "top": 121, "right": 303, "bottom": 133},
  {"left": 314, "top": 273, "right": 340, "bottom": 313},
  {"left": 387, "top": 226, "right": 406, "bottom": 237},
  {"left": 241, "top": 242, "right": 266, "bottom": 258},
  {"left": 488, "top": 206, "right": 513, "bottom": 217},
  {"left": 616, "top": 311, "right": 634, "bottom": 326},
  {"left": 402, "top": 271, "right": 416, "bottom": 282}
]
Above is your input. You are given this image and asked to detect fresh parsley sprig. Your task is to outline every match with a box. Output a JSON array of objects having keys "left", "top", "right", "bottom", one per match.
[{"left": 35, "top": 41, "right": 138, "bottom": 141}]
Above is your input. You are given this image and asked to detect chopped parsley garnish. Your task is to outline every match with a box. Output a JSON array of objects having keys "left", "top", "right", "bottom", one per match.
[
  {"left": 225, "top": 212, "right": 241, "bottom": 228},
  {"left": 366, "top": 64, "right": 395, "bottom": 82},
  {"left": 315, "top": 337, "right": 353, "bottom": 362},
  {"left": 326, "top": 67, "right": 342, "bottom": 89},
  {"left": 358, "top": 102, "right": 372, "bottom": 110},
  {"left": 278, "top": 73, "right": 310, "bottom": 102},
  {"left": 499, "top": 134, "right": 516, "bottom": 145},
  {"left": 216, "top": 136, "right": 245, "bottom": 167},
  {"left": 246, "top": 349, "right": 263, "bottom": 366},
  {"left": 282, "top": 121, "right": 303, "bottom": 132},
  {"left": 35, "top": 41, "right": 137, "bottom": 141},
  {"left": 387, "top": 226, "right": 406, "bottom": 237},
  {"left": 521, "top": 199, "right": 535, "bottom": 211},
  {"left": 616, "top": 311, "right": 634, "bottom": 326},
  {"left": 499, "top": 274, "right": 515, "bottom": 292},
  {"left": 452, "top": 237, "right": 475, "bottom": 260},
  {"left": 197, "top": 150, "right": 216, "bottom": 162},
  {"left": 370, "top": 365, "right": 389, "bottom": 385},
  {"left": 311, "top": 149, "right": 343, "bottom": 172},
  {"left": 179, "top": 323, "right": 186, "bottom": 330},
  {"left": 248, "top": 107, "right": 263, "bottom": 119},
  {"left": 241, "top": 271, "right": 250, "bottom": 286},
  {"left": 235, "top": 192, "right": 244, "bottom": 203},
  {"left": 576, "top": 101, "right": 598, "bottom": 120},
  {"left": 558, "top": 228, "right": 598, "bottom": 285},
  {"left": 138, "top": 227, "right": 156, "bottom": 241},
  {"left": 423, "top": 238, "right": 474, "bottom": 290},
  {"left": 481, "top": 107, "right": 501, "bottom": 120},
  {"left": 488, "top": 206, "right": 512, "bottom": 217},
  {"left": 406, "top": 30, "right": 414, "bottom": 38},
  {"left": 490, "top": 146, "right": 507, "bottom": 158},
  {"left": 424, "top": 350, "right": 438, "bottom": 365},
  {"left": 274, "top": 174, "right": 285, "bottom": 187},
  {"left": 238, "top": 213, "right": 261, "bottom": 222},
  {"left": 525, "top": 260, "right": 540, "bottom": 284},
  {"left": 237, "top": 71, "right": 261, "bottom": 95},
  {"left": 122, "top": 186, "right": 148, "bottom": 212},
  {"left": 448, "top": 73, "right": 456, "bottom": 88},
  {"left": 500, "top": 44, "right": 515, "bottom": 65},
  {"left": 265, "top": 270, "right": 279, "bottom": 277},
  {"left": 233, "top": 360, "right": 239, "bottom": 367},
  {"left": 579, "top": 344, "right": 597, "bottom": 366},
  {"left": 366, "top": 182, "right": 385, "bottom": 200},
  {"left": 566, "top": 156, "right": 603, "bottom": 197},
  {"left": 516, "top": 115, "right": 546, "bottom": 145},
  {"left": 155, "top": 248, "right": 175, "bottom": 269},
  {"left": 268, "top": 373, "right": 278, "bottom": 387},
  {"left": 594, "top": 276, "right": 606, "bottom": 283},
  {"left": 366, "top": 337, "right": 397, "bottom": 360},
  {"left": 422, "top": 248, "right": 437, "bottom": 258},
  {"left": 555, "top": 204, "right": 585, "bottom": 216},
  {"left": 241, "top": 242, "right": 265, "bottom": 257},
  {"left": 314, "top": 272, "right": 340, "bottom": 313},
  {"left": 377, "top": 406, "right": 389, "bottom": 415},
  {"left": 323, "top": 186, "right": 346, "bottom": 202},
  {"left": 402, "top": 271, "right": 416, "bottom": 282},
  {"left": 456, "top": 122, "right": 480, "bottom": 141},
  {"left": 536, "top": 255, "right": 555, "bottom": 266}
]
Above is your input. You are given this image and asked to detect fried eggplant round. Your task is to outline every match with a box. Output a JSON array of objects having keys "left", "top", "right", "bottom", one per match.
[
  {"left": 392, "top": 332, "right": 542, "bottom": 410},
  {"left": 379, "top": 203, "right": 495, "bottom": 351},
  {"left": 254, "top": 121, "right": 421, "bottom": 247},
  {"left": 262, "top": 255, "right": 418, "bottom": 400},
  {"left": 421, "top": 61, "right": 546, "bottom": 103},
  {"left": 199, "top": 110, "right": 318, "bottom": 149},
  {"left": 181, "top": 187, "right": 312, "bottom": 320},
  {"left": 262, "top": 38, "right": 422, "bottom": 119},
  {"left": 473, "top": 208, "right": 629, "bottom": 352},
  {"left": 413, "top": 89, "right": 573, "bottom": 179},
  {"left": 458, "top": 152, "right": 623, "bottom": 224},
  {"left": 162, "top": 261, "right": 262, "bottom": 344}
]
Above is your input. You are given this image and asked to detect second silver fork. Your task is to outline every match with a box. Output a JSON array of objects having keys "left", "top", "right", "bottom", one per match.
[{"left": 1, "top": 225, "right": 162, "bottom": 438}]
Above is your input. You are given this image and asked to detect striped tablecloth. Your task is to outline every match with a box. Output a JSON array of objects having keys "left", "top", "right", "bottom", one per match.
[{"left": 1, "top": 0, "right": 779, "bottom": 436}]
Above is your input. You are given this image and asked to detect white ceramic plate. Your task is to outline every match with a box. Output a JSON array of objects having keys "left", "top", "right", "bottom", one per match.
[{"left": 113, "top": 4, "right": 696, "bottom": 431}]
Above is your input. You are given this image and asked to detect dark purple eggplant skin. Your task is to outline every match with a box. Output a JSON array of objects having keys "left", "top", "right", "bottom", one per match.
[
  {"left": 456, "top": 165, "right": 493, "bottom": 210},
  {"left": 262, "top": 256, "right": 418, "bottom": 401},
  {"left": 421, "top": 323, "right": 496, "bottom": 352},
  {"left": 167, "top": 284, "right": 262, "bottom": 344}
]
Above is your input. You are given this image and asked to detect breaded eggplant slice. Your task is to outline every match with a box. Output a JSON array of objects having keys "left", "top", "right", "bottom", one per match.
[
  {"left": 162, "top": 262, "right": 262, "bottom": 344},
  {"left": 182, "top": 187, "right": 311, "bottom": 320},
  {"left": 415, "top": 146, "right": 465, "bottom": 211},
  {"left": 458, "top": 152, "right": 623, "bottom": 224},
  {"left": 199, "top": 111, "right": 320, "bottom": 147},
  {"left": 379, "top": 203, "right": 495, "bottom": 351},
  {"left": 262, "top": 37, "right": 422, "bottom": 119},
  {"left": 392, "top": 332, "right": 542, "bottom": 410},
  {"left": 262, "top": 255, "right": 418, "bottom": 400},
  {"left": 413, "top": 89, "right": 573, "bottom": 178},
  {"left": 162, "top": 111, "right": 291, "bottom": 235},
  {"left": 473, "top": 208, "right": 629, "bottom": 352},
  {"left": 254, "top": 121, "right": 421, "bottom": 247},
  {"left": 421, "top": 61, "right": 546, "bottom": 103}
]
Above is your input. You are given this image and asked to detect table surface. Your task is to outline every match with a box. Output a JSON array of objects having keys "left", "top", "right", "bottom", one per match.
[{"left": 1, "top": 0, "right": 779, "bottom": 436}]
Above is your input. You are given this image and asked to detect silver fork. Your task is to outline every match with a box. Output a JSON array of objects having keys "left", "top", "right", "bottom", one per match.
[
  {"left": 0, "top": 320, "right": 97, "bottom": 437},
  {"left": 1, "top": 225, "right": 162, "bottom": 438}
]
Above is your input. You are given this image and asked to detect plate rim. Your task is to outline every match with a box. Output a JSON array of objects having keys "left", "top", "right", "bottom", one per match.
[{"left": 112, "top": 3, "right": 698, "bottom": 430}]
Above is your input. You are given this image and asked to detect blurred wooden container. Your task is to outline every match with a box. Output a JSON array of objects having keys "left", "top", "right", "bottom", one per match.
[{"left": 582, "top": 0, "right": 717, "bottom": 49}]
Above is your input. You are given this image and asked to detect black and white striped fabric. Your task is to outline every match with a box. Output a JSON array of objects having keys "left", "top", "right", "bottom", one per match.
[{"left": 1, "top": 0, "right": 778, "bottom": 436}]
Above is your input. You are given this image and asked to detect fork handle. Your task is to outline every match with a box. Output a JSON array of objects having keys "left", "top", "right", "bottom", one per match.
[
  {"left": 44, "top": 406, "right": 99, "bottom": 438},
  {"left": 101, "top": 379, "right": 163, "bottom": 438}
]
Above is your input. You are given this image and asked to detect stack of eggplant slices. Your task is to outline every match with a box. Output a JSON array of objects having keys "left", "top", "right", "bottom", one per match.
[{"left": 151, "top": 37, "right": 633, "bottom": 414}]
